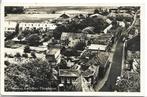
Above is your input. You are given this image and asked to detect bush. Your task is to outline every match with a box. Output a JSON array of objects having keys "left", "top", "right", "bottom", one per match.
[
  {"left": 31, "top": 51, "right": 37, "bottom": 58},
  {"left": 4, "top": 60, "right": 10, "bottom": 66},
  {"left": 26, "top": 34, "right": 41, "bottom": 46},
  {"left": 22, "top": 53, "right": 28, "bottom": 58},
  {"left": 7, "top": 54, "right": 14, "bottom": 58},
  {"left": 24, "top": 45, "right": 31, "bottom": 53},
  {"left": 15, "top": 52, "right": 21, "bottom": 58}
]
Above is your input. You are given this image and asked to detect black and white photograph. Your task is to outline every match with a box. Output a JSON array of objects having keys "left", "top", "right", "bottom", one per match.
[{"left": 2, "top": 5, "right": 141, "bottom": 94}]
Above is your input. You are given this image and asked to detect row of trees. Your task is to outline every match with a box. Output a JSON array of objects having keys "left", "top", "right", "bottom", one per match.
[{"left": 5, "top": 6, "right": 24, "bottom": 16}]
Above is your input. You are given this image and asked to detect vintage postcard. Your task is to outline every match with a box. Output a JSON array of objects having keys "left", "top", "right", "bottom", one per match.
[{"left": 0, "top": 2, "right": 145, "bottom": 96}]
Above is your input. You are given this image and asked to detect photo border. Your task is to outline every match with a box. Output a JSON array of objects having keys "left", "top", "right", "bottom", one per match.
[{"left": 0, "top": 1, "right": 145, "bottom": 96}]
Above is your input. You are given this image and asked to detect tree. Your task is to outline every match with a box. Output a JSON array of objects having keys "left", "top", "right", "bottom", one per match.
[
  {"left": 31, "top": 51, "right": 37, "bottom": 58},
  {"left": 74, "top": 41, "right": 86, "bottom": 50},
  {"left": 5, "top": 59, "right": 56, "bottom": 91},
  {"left": 115, "top": 72, "right": 140, "bottom": 92},
  {"left": 24, "top": 45, "right": 31, "bottom": 53},
  {"left": 15, "top": 52, "right": 21, "bottom": 58},
  {"left": 4, "top": 61, "right": 10, "bottom": 66},
  {"left": 22, "top": 53, "right": 28, "bottom": 58},
  {"left": 26, "top": 34, "right": 41, "bottom": 46},
  {"left": 94, "top": 9, "right": 99, "bottom": 14},
  {"left": 59, "top": 59, "right": 69, "bottom": 69},
  {"left": 5, "top": 6, "right": 24, "bottom": 16},
  {"left": 53, "top": 25, "right": 66, "bottom": 39}
]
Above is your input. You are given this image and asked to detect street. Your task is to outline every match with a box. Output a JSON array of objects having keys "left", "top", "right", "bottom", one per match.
[{"left": 99, "top": 37, "right": 124, "bottom": 91}]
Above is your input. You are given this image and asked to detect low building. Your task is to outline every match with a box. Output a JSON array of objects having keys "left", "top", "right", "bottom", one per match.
[
  {"left": 19, "top": 22, "right": 57, "bottom": 31},
  {"left": 103, "top": 24, "right": 113, "bottom": 34},
  {"left": 87, "top": 44, "right": 107, "bottom": 51},
  {"left": 5, "top": 21, "right": 17, "bottom": 32},
  {"left": 46, "top": 48, "right": 61, "bottom": 67},
  {"left": 73, "top": 75, "right": 95, "bottom": 92},
  {"left": 59, "top": 64, "right": 99, "bottom": 85}
]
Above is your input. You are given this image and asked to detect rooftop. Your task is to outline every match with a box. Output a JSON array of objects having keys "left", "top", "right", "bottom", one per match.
[
  {"left": 88, "top": 44, "right": 107, "bottom": 51},
  {"left": 46, "top": 48, "right": 60, "bottom": 55},
  {"left": 73, "top": 75, "right": 95, "bottom": 92},
  {"left": 59, "top": 69, "right": 80, "bottom": 77},
  {"left": 61, "top": 32, "right": 84, "bottom": 40}
]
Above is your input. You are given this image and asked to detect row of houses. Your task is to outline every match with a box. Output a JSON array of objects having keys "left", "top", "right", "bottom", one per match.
[{"left": 5, "top": 21, "right": 57, "bottom": 32}]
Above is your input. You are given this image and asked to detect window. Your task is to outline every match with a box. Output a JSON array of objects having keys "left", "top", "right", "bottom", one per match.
[{"left": 67, "top": 78, "right": 70, "bottom": 83}]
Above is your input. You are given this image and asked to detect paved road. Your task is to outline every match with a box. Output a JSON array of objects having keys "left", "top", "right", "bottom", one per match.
[{"left": 99, "top": 38, "right": 124, "bottom": 91}]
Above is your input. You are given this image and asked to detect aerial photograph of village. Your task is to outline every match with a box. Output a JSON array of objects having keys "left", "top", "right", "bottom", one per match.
[{"left": 4, "top": 6, "right": 140, "bottom": 92}]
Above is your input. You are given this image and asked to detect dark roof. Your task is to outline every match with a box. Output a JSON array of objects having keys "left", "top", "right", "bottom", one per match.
[{"left": 60, "top": 13, "right": 70, "bottom": 18}]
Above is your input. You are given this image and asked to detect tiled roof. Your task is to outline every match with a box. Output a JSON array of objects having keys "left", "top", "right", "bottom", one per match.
[
  {"left": 73, "top": 75, "right": 95, "bottom": 92},
  {"left": 91, "top": 33, "right": 113, "bottom": 45}
]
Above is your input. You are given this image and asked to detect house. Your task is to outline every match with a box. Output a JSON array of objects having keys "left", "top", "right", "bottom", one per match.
[
  {"left": 103, "top": 24, "right": 113, "bottom": 34},
  {"left": 59, "top": 13, "right": 70, "bottom": 19},
  {"left": 87, "top": 44, "right": 107, "bottom": 51},
  {"left": 45, "top": 47, "right": 61, "bottom": 67},
  {"left": 5, "top": 21, "right": 17, "bottom": 32},
  {"left": 59, "top": 69, "right": 80, "bottom": 84},
  {"left": 132, "top": 58, "right": 140, "bottom": 73},
  {"left": 19, "top": 22, "right": 57, "bottom": 31},
  {"left": 61, "top": 32, "right": 84, "bottom": 47},
  {"left": 59, "top": 64, "right": 99, "bottom": 85},
  {"left": 80, "top": 50, "right": 110, "bottom": 78},
  {"left": 82, "top": 26, "right": 95, "bottom": 34},
  {"left": 109, "top": 8, "right": 118, "bottom": 13},
  {"left": 73, "top": 75, "right": 95, "bottom": 92}
]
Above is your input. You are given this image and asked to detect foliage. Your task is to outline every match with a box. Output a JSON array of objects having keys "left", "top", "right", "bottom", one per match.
[
  {"left": 74, "top": 40, "right": 86, "bottom": 50},
  {"left": 4, "top": 60, "right": 10, "bottom": 66},
  {"left": 59, "top": 59, "right": 69, "bottom": 69},
  {"left": 22, "top": 53, "right": 28, "bottom": 58},
  {"left": 31, "top": 51, "right": 37, "bottom": 58},
  {"left": 5, "top": 6, "right": 24, "bottom": 16},
  {"left": 115, "top": 71, "right": 140, "bottom": 92},
  {"left": 24, "top": 45, "right": 31, "bottom": 53},
  {"left": 94, "top": 9, "right": 99, "bottom": 14},
  {"left": 15, "top": 52, "right": 21, "bottom": 58},
  {"left": 26, "top": 34, "right": 41, "bottom": 46},
  {"left": 5, "top": 59, "right": 57, "bottom": 91},
  {"left": 5, "top": 40, "right": 15, "bottom": 48}
]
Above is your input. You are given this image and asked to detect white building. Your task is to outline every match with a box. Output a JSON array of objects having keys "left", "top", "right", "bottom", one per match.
[
  {"left": 46, "top": 48, "right": 61, "bottom": 67},
  {"left": 103, "top": 24, "right": 113, "bottom": 34},
  {"left": 87, "top": 44, "right": 107, "bottom": 51},
  {"left": 5, "top": 21, "right": 17, "bottom": 32},
  {"left": 19, "top": 22, "right": 57, "bottom": 31}
]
